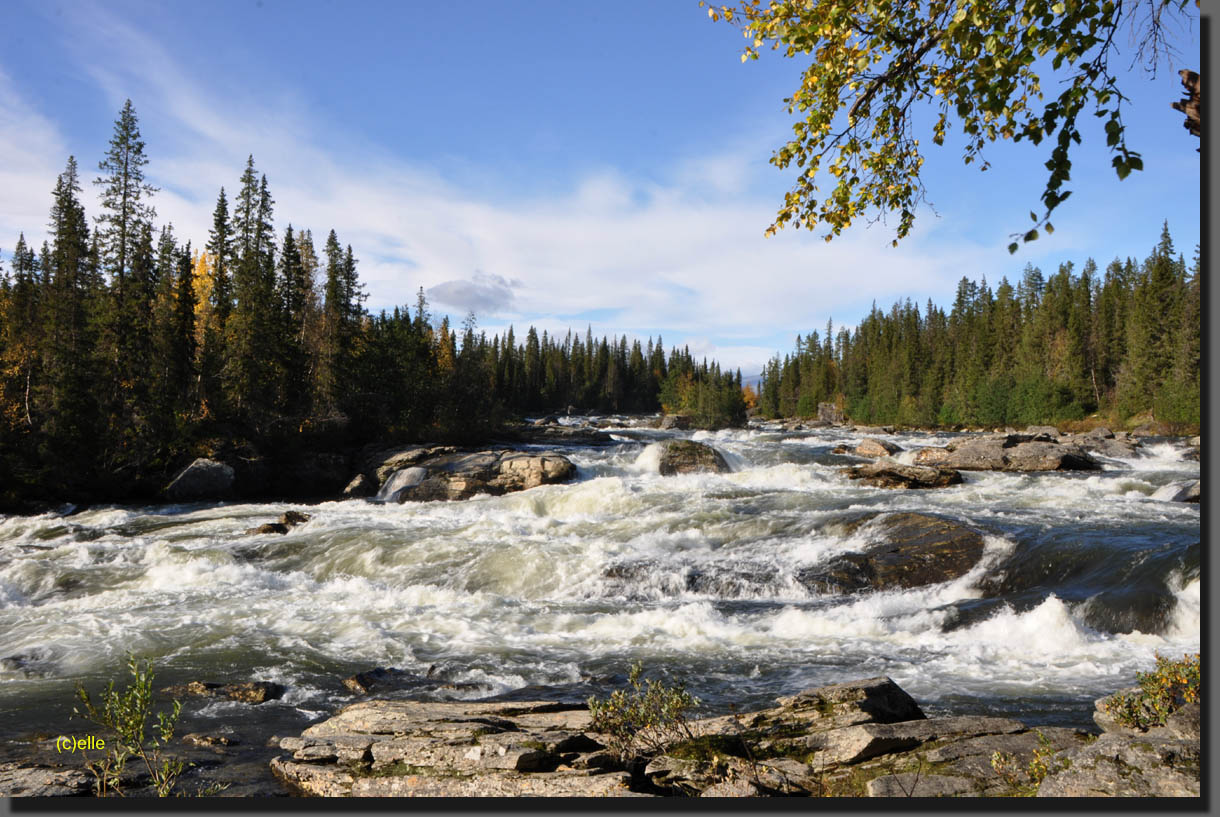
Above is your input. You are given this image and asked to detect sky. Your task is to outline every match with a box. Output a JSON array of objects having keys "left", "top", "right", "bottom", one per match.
[{"left": 0, "top": 0, "right": 1202, "bottom": 378}]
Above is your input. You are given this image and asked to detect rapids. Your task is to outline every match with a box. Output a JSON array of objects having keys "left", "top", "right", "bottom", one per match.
[{"left": 0, "top": 419, "right": 1200, "bottom": 758}]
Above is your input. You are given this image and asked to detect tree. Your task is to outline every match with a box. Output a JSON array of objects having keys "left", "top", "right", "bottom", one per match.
[
  {"left": 94, "top": 100, "right": 156, "bottom": 289},
  {"left": 703, "top": 0, "right": 1197, "bottom": 250}
]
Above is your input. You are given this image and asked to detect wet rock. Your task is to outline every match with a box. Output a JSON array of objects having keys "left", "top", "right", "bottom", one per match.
[
  {"left": 855, "top": 438, "right": 902, "bottom": 457},
  {"left": 659, "top": 414, "right": 692, "bottom": 430},
  {"left": 0, "top": 762, "right": 92, "bottom": 797},
  {"left": 852, "top": 425, "right": 894, "bottom": 435},
  {"left": 389, "top": 450, "right": 576, "bottom": 502},
  {"left": 798, "top": 513, "right": 984, "bottom": 593},
  {"left": 1024, "top": 425, "right": 1061, "bottom": 437},
  {"left": 914, "top": 435, "right": 1099, "bottom": 472},
  {"left": 845, "top": 461, "right": 963, "bottom": 489},
  {"left": 162, "top": 680, "right": 285, "bottom": 704},
  {"left": 182, "top": 731, "right": 240, "bottom": 747},
  {"left": 342, "top": 473, "right": 377, "bottom": 498},
  {"left": 165, "top": 458, "right": 235, "bottom": 501},
  {"left": 244, "top": 510, "right": 311, "bottom": 535},
  {"left": 1188, "top": 435, "right": 1200, "bottom": 447},
  {"left": 368, "top": 445, "right": 458, "bottom": 486},
  {"left": 1151, "top": 480, "right": 1200, "bottom": 503},
  {"left": 656, "top": 440, "right": 730, "bottom": 476}
]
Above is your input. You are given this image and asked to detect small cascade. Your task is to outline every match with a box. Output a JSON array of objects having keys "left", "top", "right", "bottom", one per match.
[{"left": 376, "top": 467, "right": 427, "bottom": 502}]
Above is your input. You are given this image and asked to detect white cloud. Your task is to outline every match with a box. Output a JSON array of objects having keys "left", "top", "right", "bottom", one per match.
[
  {"left": 0, "top": 68, "right": 68, "bottom": 254},
  {"left": 2, "top": 6, "right": 1000, "bottom": 384}
]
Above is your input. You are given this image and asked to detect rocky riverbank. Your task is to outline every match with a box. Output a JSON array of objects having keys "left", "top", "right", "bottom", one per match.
[{"left": 264, "top": 675, "right": 1198, "bottom": 798}]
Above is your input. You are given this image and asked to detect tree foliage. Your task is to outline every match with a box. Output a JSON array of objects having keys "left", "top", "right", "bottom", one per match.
[
  {"left": 757, "top": 221, "right": 1199, "bottom": 428},
  {"left": 703, "top": 0, "right": 1196, "bottom": 250}
]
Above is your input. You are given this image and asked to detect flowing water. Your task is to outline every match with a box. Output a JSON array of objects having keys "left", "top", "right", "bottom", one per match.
[{"left": 0, "top": 420, "right": 1200, "bottom": 775}]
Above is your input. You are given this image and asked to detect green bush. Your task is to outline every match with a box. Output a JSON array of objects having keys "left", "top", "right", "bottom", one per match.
[
  {"left": 588, "top": 662, "right": 700, "bottom": 761},
  {"left": 1104, "top": 652, "right": 1200, "bottom": 730},
  {"left": 73, "top": 654, "right": 186, "bottom": 797}
]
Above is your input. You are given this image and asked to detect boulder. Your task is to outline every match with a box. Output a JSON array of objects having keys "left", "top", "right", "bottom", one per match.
[
  {"left": 165, "top": 458, "right": 235, "bottom": 501},
  {"left": 162, "top": 680, "right": 285, "bottom": 704},
  {"left": 656, "top": 440, "right": 730, "bottom": 476},
  {"left": 1150, "top": 480, "right": 1200, "bottom": 503},
  {"left": 797, "top": 513, "right": 984, "bottom": 594},
  {"left": 342, "top": 473, "right": 377, "bottom": 498},
  {"left": 1085, "top": 427, "right": 1115, "bottom": 439},
  {"left": 915, "top": 435, "right": 1100, "bottom": 472},
  {"left": 1024, "top": 425, "right": 1061, "bottom": 437},
  {"left": 659, "top": 414, "right": 692, "bottom": 430},
  {"left": 817, "top": 402, "right": 846, "bottom": 425},
  {"left": 845, "top": 461, "right": 962, "bottom": 490},
  {"left": 854, "top": 438, "right": 902, "bottom": 457},
  {"left": 393, "top": 450, "right": 576, "bottom": 502}
]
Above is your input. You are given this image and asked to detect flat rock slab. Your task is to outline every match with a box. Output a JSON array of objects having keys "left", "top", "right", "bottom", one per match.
[
  {"left": 866, "top": 772, "right": 977, "bottom": 797},
  {"left": 800, "top": 716, "right": 1025, "bottom": 766},
  {"left": 0, "top": 762, "right": 92, "bottom": 797},
  {"left": 914, "top": 435, "right": 1100, "bottom": 472}
]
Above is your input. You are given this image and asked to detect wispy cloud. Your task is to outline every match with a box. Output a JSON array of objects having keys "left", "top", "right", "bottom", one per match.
[{"left": 1, "top": 5, "right": 1003, "bottom": 377}]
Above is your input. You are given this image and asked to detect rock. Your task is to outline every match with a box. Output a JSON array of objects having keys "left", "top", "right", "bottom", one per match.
[
  {"left": 855, "top": 438, "right": 902, "bottom": 457},
  {"left": 655, "top": 440, "right": 730, "bottom": 476},
  {"left": 1024, "top": 425, "right": 1061, "bottom": 437},
  {"left": 845, "top": 461, "right": 963, "bottom": 490},
  {"left": 165, "top": 458, "right": 235, "bottom": 501},
  {"left": 817, "top": 402, "right": 846, "bottom": 425},
  {"left": 342, "top": 473, "right": 376, "bottom": 498},
  {"left": 341, "top": 666, "right": 484, "bottom": 696},
  {"left": 1085, "top": 426, "right": 1115, "bottom": 439},
  {"left": 659, "top": 414, "right": 692, "bottom": 430},
  {"left": 852, "top": 425, "right": 894, "bottom": 435},
  {"left": 244, "top": 510, "right": 311, "bottom": 536},
  {"left": 0, "top": 762, "right": 92, "bottom": 797},
  {"left": 1150, "top": 480, "right": 1200, "bottom": 503},
  {"left": 699, "top": 778, "right": 768, "bottom": 797},
  {"left": 831, "top": 444, "right": 852, "bottom": 455},
  {"left": 801, "top": 716, "right": 1026, "bottom": 767},
  {"left": 1131, "top": 423, "right": 1170, "bottom": 437},
  {"left": 368, "top": 445, "right": 458, "bottom": 486},
  {"left": 915, "top": 435, "right": 1100, "bottom": 472},
  {"left": 797, "top": 513, "right": 984, "bottom": 593},
  {"left": 1188, "top": 435, "right": 1200, "bottom": 447},
  {"left": 772, "top": 677, "right": 926, "bottom": 728},
  {"left": 182, "top": 730, "right": 240, "bottom": 747},
  {"left": 1036, "top": 731, "right": 1199, "bottom": 797},
  {"left": 387, "top": 450, "right": 576, "bottom": 502},
  {"left": 1068, "top": 435, "right": 1140, "bottom": 458},
  {"left": 269, "top": 698, "right": 642, "bottom": 797},
  {"left": 866, "top": 773, "right": 977, "bottom": 797},
  {"left": 162, "top": 680, "right": 285, "bottom": 704}
]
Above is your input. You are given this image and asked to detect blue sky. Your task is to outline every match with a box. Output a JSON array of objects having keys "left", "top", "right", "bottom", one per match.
[{"left": 0, "top": 0, "right": 1201, "bottom": 377}]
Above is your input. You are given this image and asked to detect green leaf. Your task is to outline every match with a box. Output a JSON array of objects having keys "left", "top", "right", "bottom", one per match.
[
  {"left": 1007, "top": 242, "right": 1020, "bottom": 254},
  {"left": 1030, "top": 211, "right": 1038, "bottom": 222},
  {"left": 1023, "top": 229, "right": 1038, "bottom": 241},
  {"left": 1045, "top": 222, "right": 1054, "bottom": 234}
]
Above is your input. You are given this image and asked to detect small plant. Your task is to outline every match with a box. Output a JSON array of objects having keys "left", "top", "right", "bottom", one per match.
[
  {"left": 73, "top": 654, "right": 186, "bottom": 797},
  {"left": 588, "top": 662, "right": 700, "bottom": 761},
  {"left": 990, "top": 731, "right": 1068, "bottom": 796},
  {"left": 1104, "top": 652, "right": 1200, "bottom": 730}
]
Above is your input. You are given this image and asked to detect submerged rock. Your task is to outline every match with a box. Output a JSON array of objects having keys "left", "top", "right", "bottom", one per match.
[
  {"left": 845, "top": 461, "right": 963, "bottom": 489},
  {"left": 244, "top": 510, "right": 311, "bottom": 535},
  {"left": 656, "top": 440, "right": 730, "bottom": 476},
  {"left": 798, "top": 512, "right": 984, "bottom": 593},
  {"left": 162, "top": 680, "right": 285, "bottom": 704},
  {"left": 165, "top": 458, "right": 235, "bottom": 501}
]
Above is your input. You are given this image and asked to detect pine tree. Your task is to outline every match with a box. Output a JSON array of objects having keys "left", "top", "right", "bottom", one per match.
[{"left": 94, "top": 100, "right": 156, "bottom": 293}]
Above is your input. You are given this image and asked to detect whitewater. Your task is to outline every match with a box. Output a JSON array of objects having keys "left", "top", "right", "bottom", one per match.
[{"left": 0, "top": 420, "right": 1200, "bottom": 752}]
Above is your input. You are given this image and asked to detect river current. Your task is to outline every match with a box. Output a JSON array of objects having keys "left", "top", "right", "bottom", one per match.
[{"left": 0, "top": 419, "right": 1200, "bottom": 758}]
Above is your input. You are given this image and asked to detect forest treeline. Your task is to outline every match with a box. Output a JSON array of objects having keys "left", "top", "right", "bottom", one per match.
[
  {"left": 0, "top": 101, "right": 743, "bottom": 506},
  {"left": 756, "top": 224, "right": 1200, "bottom": 430}
]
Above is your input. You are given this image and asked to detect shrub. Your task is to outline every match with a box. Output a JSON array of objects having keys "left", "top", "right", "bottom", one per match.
[
  {"left": 73, "top": 654, "right": 186, "bottom": 797},
  {"left": 588, "top": 662, "right": 700, "bottom": 761},
  {"left": 1104, "top": 652, "right": 1200, "bottom": 730}
]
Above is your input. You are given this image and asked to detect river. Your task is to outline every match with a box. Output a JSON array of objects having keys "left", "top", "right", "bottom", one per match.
[{"left": 0, "top": 419, "right": 1200, "bottom": 788}]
